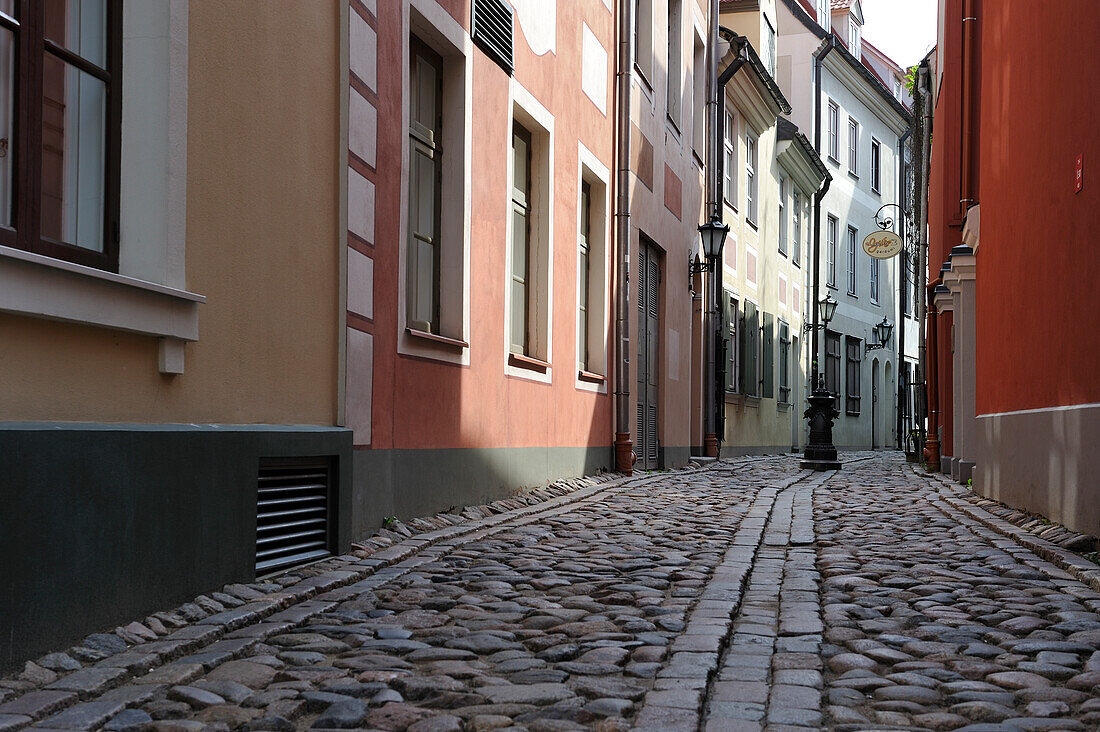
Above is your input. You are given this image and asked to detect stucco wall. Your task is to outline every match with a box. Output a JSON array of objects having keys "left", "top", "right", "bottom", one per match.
[
  {"left": 974, "top": 3, "right": 1100, "bottom": 414},
  {"left": 0, "top": 1, "right": 342, "bottom": 426}
]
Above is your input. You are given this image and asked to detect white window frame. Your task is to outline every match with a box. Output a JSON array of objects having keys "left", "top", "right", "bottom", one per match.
[
  {"left": 723, "top": 108, "right": 737, "bottom": 208},
  {"left": 692, "top": 28, "right": 706, "bottom": 158},
  {"left": 666, "top": 0, "right": 682, "bottom": 128},
  {"left": 399, "top": 2, "right": 473, "bottom": 366},
  {"left": 870, "top": 256, "right": 880, "bottom": 304},
  {"left": 504, "top": 80, "right": 555, "bottom": 383},
  {"left": 848, "top": 117, "right": 859, "bottom": 176},
  {"left": 635, "top": 0, "right": 654, "bottom": 87},
  {"left": 576, "top": 142, "right": 610, "bottom": 393},
  {"left": 827, "top": 100, "right": 839, "bottom": 162},
  {"left": 826, "top": 214, "right": 837, "bottom": 288},
  {"left": 846, "top": 224, "right": 857, "bottom": 295},
  {"left": 817, "top": 0, "right": 829, "bottom": 28},
  {"left": 778, "top": 174, "right": 787, "bottom": 257},
  {"left": 792, "top": 189, "right": 802, "bottom": 266},
  {"left": 870, "top": 137, "right": 881, "bottom": 193},
  {"left": 848, "top": 18, "right": 861, "bottom": 61},
  {"left": 745, "top": 131, "right": 758, "bottom": 226}
]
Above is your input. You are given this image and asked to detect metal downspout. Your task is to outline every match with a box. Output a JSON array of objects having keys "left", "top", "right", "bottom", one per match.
[
  {"left": 701, "top": 0, "right": 721, "bottom": 457},
  {"left": 613, "top": 0, "right": 634, "bottom": 473},
  {"left": 917, "top": 61, "right": 933, "bottom": 463},
  {"left": 897, "top": 126, "right": 911, "bottom": 450},
  {"left": 810, "top": 36, "right": 837, "bottom": 388}
]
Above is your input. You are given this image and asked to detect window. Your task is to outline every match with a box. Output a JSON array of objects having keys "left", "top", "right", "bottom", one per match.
[
  {"left": 692, "top": 32, "right": 705, "bottom": 156},
  {"left": 666, "top": 0, "right": 682, "bottom": 125},
  {"left": 408, "top": 38, "right": 444, "bottom": 333},
  {"left": 723, "top": 110, "right": 736, "bottom": 206},
  {"left": 826, "top": 214, "right": 838, "bottom": 287},
  {"left": 577, "top": 146, "right": 609, "bottom": 381},
  {"left": 825, "top": 331, "right": 841, "bottom": 408},
  {"left": 870, "top": 138, "right": 881, "bottom": 192},
  {"left": 723, "top": 292, "right": 739, "bottom": 392},
  {"left": 762, "top": 16, "right": 776, "bottom": 76},
  {"left": 635, "top": 0, "right": 653, "bottom": 85},
  {"left": 817, "top": 0, "right": 829, "bottom": 28},
  {"left": 778, "top": 321, "right": 791, "bottom": 404},
  {"left": 827, "top": 101, "right": 839, "bottom": 161},
  {"left": 792, "top": 190, "right": 802, "bottom": 266},
  {"left": 510, "top": 123, "right": 533, "bottom": 355},
  {"left": 845, "top": 336, "right": 861, "bottom": 414},
  {"left": 578, "top": 181, "right": 591, "bottom": 371},
  {"left": 778, "top": 175, "right": 787, "bottom": 257},
  {"left": 1, "top": 0, "right": 121, "bottom": 270},
  {"left": 745, "top": 132, "right": 758, "bottom": 225},
  {"left": 848, "top": 18, "right": 861, "bottom": 61},
  {"left": 846, "top": 225, "right": 857, "bottom": 295},
  {"left": 870, "top": 256, "right": 880, "bottom": 304},
  {"left": 739, "top": 300, "right": 758, "bottom": 397},
  {"left": 848, "top": 118, "right": 859, "bottom": 175}
]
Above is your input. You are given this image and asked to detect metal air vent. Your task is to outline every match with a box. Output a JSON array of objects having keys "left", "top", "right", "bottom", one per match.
[
  {"left": 256, "top": 458, "right": 334, "bottom": 574},
  {"left": 472, "top": 0, "right": 514, "bottom": 75}
]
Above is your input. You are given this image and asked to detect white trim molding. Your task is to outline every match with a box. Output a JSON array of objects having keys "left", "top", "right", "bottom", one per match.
[{"left": 0, "top": 245, "right": 204, "bottom": 372}]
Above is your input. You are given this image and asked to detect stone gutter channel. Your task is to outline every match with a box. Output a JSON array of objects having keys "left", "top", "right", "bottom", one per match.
[
  {"left": 633, "top": 467, "right": 832, "bottom": 731},
  {"left": 0, "top": 454, "right": 778, "bottom": 731}
]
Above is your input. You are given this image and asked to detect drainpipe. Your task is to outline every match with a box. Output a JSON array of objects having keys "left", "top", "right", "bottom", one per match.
[
  {"left": 896, "top": 125, "right": 911, "bottom": 451},
  {"left": 959, "top": 0, "right": 976, "bottom": 217},
  {"left": 809, "top": 35, "right": 837, "bottom": 389},
  {"left": 704, "top": 29, "right": 747, "bottom": 457},
  {"left": 917, "top": 61, "right": 935, "bottom": 466},
  {"left": 613, "top": 0, "right": 634, "bottom": 474}
]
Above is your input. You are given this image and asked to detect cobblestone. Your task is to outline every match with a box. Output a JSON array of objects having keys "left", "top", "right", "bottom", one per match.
[{"left": 5, "top": 453, "right": 1100, "bottom": 729}]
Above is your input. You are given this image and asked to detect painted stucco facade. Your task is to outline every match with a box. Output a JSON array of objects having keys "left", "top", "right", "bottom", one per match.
[{"left": 926, "top": 0, "right": 1100, "bottom": 536}]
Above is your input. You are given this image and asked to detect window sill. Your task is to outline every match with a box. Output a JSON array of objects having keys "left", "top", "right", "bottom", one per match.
[
  {"left": 747, "top": 219, "right": 758, "bottom": 231},
  {"left": 578, "top": 369, "right": 606, "bottom": 384},
  {"left": 777, "top": 402, "right": 791, "bottom": 412},
  {"left": 634, "top": 64, "right": 653, "bottom": 95},
  {"left": 871, "top": 187, "right": 881, "bottom": 196},
  {"left": 666, "top": 113, "right": 682, "bottom": 138},
  {"left": 508, "top": 352, "right": 551, "bottom": 373},
  {"left": 0, "top": 244, "right": 204, "bottom": 338},
  {"left": 848, "top": 170, "right": 859, "bottom": 180},
  {"left": 846, "top": 291, "right": 858, "bottom": 299},
  {"left": 828, "top": 155, "right": 840, "bottom": 166},
  {"left": 692, "top": 148, "right": 705, "bottom": 169},
  {"left": 406, "top": 327, "right": 468, "bottom": 350}
]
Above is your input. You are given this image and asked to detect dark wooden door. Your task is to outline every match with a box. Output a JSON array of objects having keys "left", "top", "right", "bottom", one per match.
[{"left": 637, "top": 239, "right": 660, "bottom": 470}]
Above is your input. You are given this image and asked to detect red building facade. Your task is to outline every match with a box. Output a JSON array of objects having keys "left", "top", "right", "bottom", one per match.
[{"left": 926, "top": 0, "right": 1100, "bottom": 536}]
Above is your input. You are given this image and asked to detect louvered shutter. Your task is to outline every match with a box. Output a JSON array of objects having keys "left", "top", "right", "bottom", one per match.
[
  {"left": 472, "top": 0, "right": 514, "bottom": 75},
  {"left": 761, "top": 312, "right": 774, "bottom": 399}
]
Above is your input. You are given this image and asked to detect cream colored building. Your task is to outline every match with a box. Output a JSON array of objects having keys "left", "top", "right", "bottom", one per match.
[{"left": 717, "top": 3, "right": 828, "bottom": 454}]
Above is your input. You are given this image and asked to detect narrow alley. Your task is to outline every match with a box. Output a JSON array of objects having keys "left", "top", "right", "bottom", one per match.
[{"left": 3, "top": 455, "right": 1098, "bottom": 731}]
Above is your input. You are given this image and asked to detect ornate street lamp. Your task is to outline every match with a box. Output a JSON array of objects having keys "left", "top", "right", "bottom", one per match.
[
  {"left": 801, "top": 293, "right": 841, "bottom": 471},
  {"left": 866, "top": 316, "right": 893, "bottom": 352},
  {"left": 697, "top": 216, "right": 729, "bottom": 457}
]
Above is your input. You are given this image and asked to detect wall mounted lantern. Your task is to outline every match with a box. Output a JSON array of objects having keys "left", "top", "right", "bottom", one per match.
[{"left": 865, "top": 316, "right": 893, "bottom": 352}]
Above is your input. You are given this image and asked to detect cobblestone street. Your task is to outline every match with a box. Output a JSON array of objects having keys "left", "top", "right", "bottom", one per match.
[{"left": 3, "top": 454, "right": 1100, "bottom": 731}]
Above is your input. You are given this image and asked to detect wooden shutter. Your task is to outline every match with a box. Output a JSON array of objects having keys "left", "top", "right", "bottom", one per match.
[
  {"left": 740, "top": 301, "right": 758, "bottom": 396},
  {"left": 761, "top": 312, "right": 774, "bottom": 399},
  {"left": 721, "top": 294, "right": 733, "bottom": 391},
  {"left": 645, "top": 255, "right": 660, "bottom": 465}
]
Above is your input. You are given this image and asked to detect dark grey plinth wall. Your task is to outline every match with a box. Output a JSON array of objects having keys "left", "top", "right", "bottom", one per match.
[
  {"left": 0, "top": 424, "right": 351, "bottom": 673},
  {"left": 351, "top": 445, "right": 613, "bottom": 538}
]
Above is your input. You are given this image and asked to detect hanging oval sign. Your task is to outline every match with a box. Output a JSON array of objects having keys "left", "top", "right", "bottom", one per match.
[{"left": 862, "top": 230, "right": 903, "bottom": 259}]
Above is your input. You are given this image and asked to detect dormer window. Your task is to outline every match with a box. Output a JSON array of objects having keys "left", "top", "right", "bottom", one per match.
[
  {"left": 818, "top": 0, "right": 829, "bottom": 28},
  {"left": 848, "top": 17, "right": 861, "bottom": 60}
]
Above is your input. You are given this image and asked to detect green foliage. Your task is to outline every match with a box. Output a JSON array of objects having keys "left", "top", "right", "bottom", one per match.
[
  {"left": 904, "top": 65, "right": 918, "bottom": 95},
  {"left": 382, "top": 515, "right": 399, "bottom": 527}
]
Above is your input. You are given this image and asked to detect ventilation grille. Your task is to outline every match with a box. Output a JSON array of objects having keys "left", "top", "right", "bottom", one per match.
[
  {"left": 472, "top": 0, "right": 514, "bottom": 75},
  {"left": 256, "top": 458, "right": 333, "bottom": 574}
]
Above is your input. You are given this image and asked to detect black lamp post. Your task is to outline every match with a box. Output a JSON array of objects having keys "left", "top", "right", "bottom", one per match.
[
  {"left": 801, "top": 294, "right": 841, "bottom": 471},
  {"left": 698, "top": 217, "right": 729, "bottom": 457}
]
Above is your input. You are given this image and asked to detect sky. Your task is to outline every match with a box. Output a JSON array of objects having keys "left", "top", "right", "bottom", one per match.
[{"left": 859, "top": 0, "right": 938, "bottom": 69}]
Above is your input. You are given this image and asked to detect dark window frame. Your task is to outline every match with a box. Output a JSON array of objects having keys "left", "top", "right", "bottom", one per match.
[
  {"left": 826, "top": 214, "right": 837, "bottom": 288},
  {"left": 846, "top": 224, "right": 857, "bottom": 296},
  {"left": 870, "top": 137, "right": 881, "bottom": 193},
  {"left": 778, "top": 319, "right": 790, "bottom": 404},
  {"left": 2, "top": 0, "right": 123, "bottom": 271}
]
